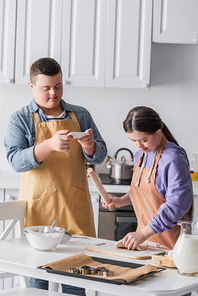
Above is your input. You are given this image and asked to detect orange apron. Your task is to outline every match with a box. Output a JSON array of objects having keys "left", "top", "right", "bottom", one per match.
[
  {"left": 19, "top": 111, "right": 95, "bottom": 237},
  {"left": 130, "top": 135, "right": 187, "bottom": 250}
]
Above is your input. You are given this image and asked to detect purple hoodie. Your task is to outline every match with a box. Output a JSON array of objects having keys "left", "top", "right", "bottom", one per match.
[{"left": 129, "top": 142, "right": 193, "bottom": 234}]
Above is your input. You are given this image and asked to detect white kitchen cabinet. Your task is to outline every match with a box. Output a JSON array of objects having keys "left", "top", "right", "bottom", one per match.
[
  {"left": 0, "top": 0, "right": 61, "bottom": 84},
  {"left": 90, "top": 192, "right": 99, "bottom": 237},
  {"left": 15, "top": 0, "right": 106, "bottom": 87},
  {"left": 106, "top": 0, "right": 152, "bottom": 88},
  {"left": 62, "top": 0, "right": 153, "bottom": 88},
  {"left": 15, "top": 0, "right": 64, "bottom": 84},
  {"left": 0, "top": 0, "right": 153, "bottom": 88},
  {"left": 0, "top": 0, "right": 17, "bottom": 84},
  {"left": 0, "top": 0, "right": 106, "bottom": 86},
  {"left": 60, "top": 0, "right": 106, "bottom": 87},
  {"left": 153, "top": 0, "right": 198, "bottom": 44}
]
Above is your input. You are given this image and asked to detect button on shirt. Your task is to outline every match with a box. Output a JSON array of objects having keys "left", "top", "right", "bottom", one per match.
[{"left": 4, "top": 98, "right": 107, "bottom": 172}]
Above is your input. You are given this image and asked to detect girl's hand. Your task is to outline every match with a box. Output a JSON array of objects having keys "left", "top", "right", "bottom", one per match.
[
  {"left": 122, "top": 225, "right": 155, "bottom": 250},
  {"left": 122, "top": 231, "right": 146, "bottom": 250},
  {"left": 101, "top": 194, "right": 130, "bottom": 209}
]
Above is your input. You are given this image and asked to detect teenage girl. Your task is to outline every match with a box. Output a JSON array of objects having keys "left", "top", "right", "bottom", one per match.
[{"left": 101, "top": 106, "right": 193, "bottom": 251}]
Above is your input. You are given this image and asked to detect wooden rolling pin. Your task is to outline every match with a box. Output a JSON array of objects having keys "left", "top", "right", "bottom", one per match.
[{"left": 87, "top": 168, "right": 114, "bottom": 211}]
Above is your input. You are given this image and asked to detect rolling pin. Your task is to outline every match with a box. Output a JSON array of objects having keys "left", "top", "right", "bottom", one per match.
[{"left": 87, "top": 168, "right": 114, "bottom": 211}]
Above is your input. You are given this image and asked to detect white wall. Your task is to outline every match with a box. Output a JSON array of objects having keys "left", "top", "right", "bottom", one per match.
[{"left": 0, "top": 43, "right": 198, "bottom": 174}]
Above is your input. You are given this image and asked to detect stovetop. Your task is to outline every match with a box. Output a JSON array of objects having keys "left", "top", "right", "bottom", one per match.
[{"left": 99, "top": 173, "right": 131, "bottom": 185}]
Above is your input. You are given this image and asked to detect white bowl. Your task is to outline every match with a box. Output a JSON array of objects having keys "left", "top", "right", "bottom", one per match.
[{"left": 24, "top": 226, "right": 70, "bottom": 251}]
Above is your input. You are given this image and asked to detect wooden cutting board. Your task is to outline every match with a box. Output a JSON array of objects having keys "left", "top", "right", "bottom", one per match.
[{"left": 85, "top": 241, "right": 165, "bottom": 260}]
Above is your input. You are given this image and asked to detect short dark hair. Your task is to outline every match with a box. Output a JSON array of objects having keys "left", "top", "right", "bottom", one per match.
[
  {"left": 123, "top": 106, "right": 179, "bottom": 145},
  {"left": 30, "top": 57, "right": 62, "bottom": 84}
]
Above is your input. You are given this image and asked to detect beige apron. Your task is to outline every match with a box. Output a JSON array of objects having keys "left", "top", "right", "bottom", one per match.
[
  {"left": 130, "top": 135, "right": 187, "bottom": 250},
  {"left": 19, "top": 111, "right": 95, "bottom": 237}
]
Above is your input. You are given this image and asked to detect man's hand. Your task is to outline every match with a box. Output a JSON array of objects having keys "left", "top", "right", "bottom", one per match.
[
  {"left": 34, "top": 130, "right": 73, "bottom": 163},
  {"left": 74, "top": 129, "right": 95, "bottom": 156},
  {"left": 49, "top": 130, "right": 73, "bottom": 152}
]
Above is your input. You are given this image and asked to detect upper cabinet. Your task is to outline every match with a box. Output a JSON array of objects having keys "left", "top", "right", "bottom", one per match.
[
  {"left": 0, "top": 0, "right": 17, "bottom": 84},
  {"left": 60, "top": 0, "right": 106, "bottom": 87},
  {"left": 15, "top": 0, "right": 64, "bottom": 84},
  {"left": 13, "top": 0, "right": 106, "bottom": 86},
  {"left": 153, "top": 0, "right": 198, "bottom": 44},
  {"left": 0, "top": 0, "right": 153, "bottom": 88},
  {"left": 0, "top": 0, "right": 62, "bottom": 84},
  {"left": 106, "top": 0, "right": 152, "bottom": 88},
  {"left": 0, "top": 0, "right": 106, "bottom": 86}
]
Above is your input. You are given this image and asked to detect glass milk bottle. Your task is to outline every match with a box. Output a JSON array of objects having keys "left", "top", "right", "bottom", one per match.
[{"left": 173, "top": 221, "right": 198, "bottom": 275}]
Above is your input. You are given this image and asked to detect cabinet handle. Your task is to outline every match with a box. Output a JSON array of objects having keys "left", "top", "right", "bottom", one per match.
[
  {"left": 62, "top": 80, "right": 68, "bottom": 85},
  {"left": 194, "top": 38, "right": 198, "bottom": 43},
  {"left": 142, "top": 83, "right": 148, "bottom": 88},
  {"left": 116, "top": 216, "right": 137, "bottom": 223},
  {"left": 92, "top": 198, "right": 98, "bottom": 203},
  {"left": 6, "top": 78, "right": 13, "bottom": 83}
]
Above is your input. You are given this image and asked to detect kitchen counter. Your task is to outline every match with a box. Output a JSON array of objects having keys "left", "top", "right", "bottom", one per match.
[
  {"left": 0, "top": 171, "right": 198, "bottom": 194},
  {"left": 0, "top": 235, "right": 198, "bottom": 296},
  {"left": 0, "top": 171, "right": 132, "bottom": 193}
]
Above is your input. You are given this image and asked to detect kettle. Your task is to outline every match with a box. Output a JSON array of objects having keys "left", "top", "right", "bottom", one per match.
[{"left": 105, "top": 148, "right": 134, "bottom": 181}]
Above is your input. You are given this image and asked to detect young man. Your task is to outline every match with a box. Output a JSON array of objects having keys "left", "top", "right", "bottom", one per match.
[{"left": 4, "top": 57, "right": 107, "bottom": 295}]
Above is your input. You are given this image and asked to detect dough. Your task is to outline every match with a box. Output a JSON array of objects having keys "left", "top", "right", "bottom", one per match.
[
  {"left": 115, "top": 239, "right": 125, "bottom": 248},
  {"left": 115, "top": 239, "right": 148, "bottom": 251}
]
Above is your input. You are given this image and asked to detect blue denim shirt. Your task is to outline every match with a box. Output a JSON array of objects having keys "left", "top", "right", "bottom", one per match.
[{"left": 4, "top": 98, "right": 107, "bottom": 172}]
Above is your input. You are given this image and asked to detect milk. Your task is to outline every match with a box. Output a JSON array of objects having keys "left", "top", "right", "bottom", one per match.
[{"left": 173, "top": 234, "right": 198, "bottom": 274}]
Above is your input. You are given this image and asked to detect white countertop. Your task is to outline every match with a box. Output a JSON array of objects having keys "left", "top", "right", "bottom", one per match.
[
  {"left": 0, "top": 235, "right": 198, "bottom": 296},
  {"left": 0, "top": 171, "right": 198, "bottom": 195},
  {"left": 0, "top": 171, "right": 131, "bottom": 193}
]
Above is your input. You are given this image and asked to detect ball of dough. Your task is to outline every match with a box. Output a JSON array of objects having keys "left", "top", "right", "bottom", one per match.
[
  {"left": 115, "top": 239, "right": 148, "bottom": 251},
  {"left": 115, "top": 239, "right": 125, "bottom": 248}
]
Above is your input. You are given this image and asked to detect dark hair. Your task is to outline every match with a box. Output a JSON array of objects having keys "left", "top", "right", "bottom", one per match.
[
  {"left": 30, "top": 57, "right": 62, "bottom": 84},
  {"left": 123, "top": 106, "right": 179, "bottom": 146}
]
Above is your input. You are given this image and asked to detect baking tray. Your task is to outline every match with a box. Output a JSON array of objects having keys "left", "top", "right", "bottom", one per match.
[{"left": 38, "top": 256, "right": 165, "bottom": 285}]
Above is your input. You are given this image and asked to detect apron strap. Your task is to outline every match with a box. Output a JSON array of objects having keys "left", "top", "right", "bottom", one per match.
[
  {"left": 145, "top": 150, "right": 158, "bottom": 184},
  {"left": 32, "top": 112, "right": 40, "bottom": 124},
  {"left": 69, "top": 111, "right": 78, "bottom": 122},
  {"left": 136, "top": 152, "right": 144, "bottom": 167},
  {"left": 135, "top": 134, "right": 167, "bottom": 186},
  {"left": 135, "top": 153, "right": 147, "bottom": 187},
  {"left": 145, "top": 135, "right": 167, "bottom": 183}
]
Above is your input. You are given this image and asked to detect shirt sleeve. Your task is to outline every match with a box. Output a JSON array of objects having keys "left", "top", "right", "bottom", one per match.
[
  {"left": 127, "top": 191, "right": 132, "bottom": 205},
  {"left": 148, "top": 152, "right": 193, "bottom": 234},
  {"left": 4, "top": 114, "right": 41, "bottom": 172}
]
